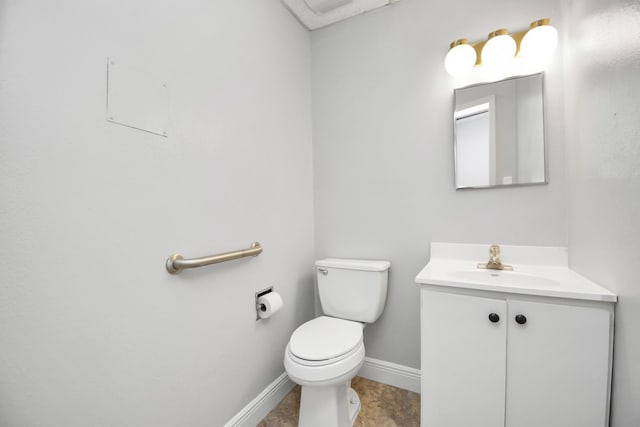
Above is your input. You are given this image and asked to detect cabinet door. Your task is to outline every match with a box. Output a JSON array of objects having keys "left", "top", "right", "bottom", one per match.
[
  {"left": 421, "top": 290, "right": 507, "bottom": 427},
  {"left": 506, "top": 300, "right": 611, "bottom": 427}
]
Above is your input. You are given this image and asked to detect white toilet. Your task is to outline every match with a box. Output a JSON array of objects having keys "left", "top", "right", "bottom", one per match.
[{"left": 284, "top": 258, "right": 391, "bottom": 427}]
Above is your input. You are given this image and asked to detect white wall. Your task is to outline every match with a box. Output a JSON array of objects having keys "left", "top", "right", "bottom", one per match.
[
  {"left": 563, "top": 0, "right": 640, "bottom": 425},
  {"left": 311, "top": 0, "right": 567, "bottom": 368},
  {"left": 0, "top": 1, "right": 314, "bottom": 425}
]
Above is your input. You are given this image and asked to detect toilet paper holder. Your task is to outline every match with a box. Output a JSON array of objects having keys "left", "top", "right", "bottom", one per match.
[{"left": 255, "top": 286, "right": 274, "bottom": 320}]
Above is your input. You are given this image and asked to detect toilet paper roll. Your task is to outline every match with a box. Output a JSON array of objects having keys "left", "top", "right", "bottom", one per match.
[{"left": 258, "top": 292, "right": 283, "bottom": 319}]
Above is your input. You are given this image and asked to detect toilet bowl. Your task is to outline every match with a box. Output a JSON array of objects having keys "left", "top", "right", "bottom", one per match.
[
  {"left": 284, "top": 258, "right": 390, "bottom": 427},
  {"left": 285, "top": 316, "right": 365, "bottom": 384},
  {"left": 284, "top": 316, "right": 365, "bottom": 426}
]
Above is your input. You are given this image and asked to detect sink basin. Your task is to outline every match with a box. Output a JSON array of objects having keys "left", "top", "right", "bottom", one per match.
[{"left": 447, "top": 270, "right": 559, "bottom": 287}]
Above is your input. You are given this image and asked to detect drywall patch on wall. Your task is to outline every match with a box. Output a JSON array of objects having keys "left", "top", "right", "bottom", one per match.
[{"left": 106, "top": 58, "right": 169, "bottom": 137}]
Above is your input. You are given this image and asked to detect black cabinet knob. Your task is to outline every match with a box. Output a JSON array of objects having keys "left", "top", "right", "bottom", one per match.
[
  {"left": 488, "top": 313, "right": 500, "bottom": 323},
  {"left": 515, "top": 314, "right": 527, "bottom": 325}
]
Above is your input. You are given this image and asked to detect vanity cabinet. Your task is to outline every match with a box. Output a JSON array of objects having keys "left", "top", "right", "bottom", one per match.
[{"left": 420, "top": 288, "right": 613, "bottom": 427}]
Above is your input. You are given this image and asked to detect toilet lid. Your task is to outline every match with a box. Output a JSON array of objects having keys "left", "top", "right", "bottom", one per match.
[{"left": 289, "top": 316, "right": 363, "bottom": 361}]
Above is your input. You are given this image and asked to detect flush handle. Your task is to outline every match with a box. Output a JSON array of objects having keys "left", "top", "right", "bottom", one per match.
[{"left": 318, "top": 268, "right": 328, "bottom": 275}]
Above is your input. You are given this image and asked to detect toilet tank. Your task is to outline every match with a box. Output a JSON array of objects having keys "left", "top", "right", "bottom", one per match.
[{"left": 315, "top": 258, "right": 390, "bottom": 323}]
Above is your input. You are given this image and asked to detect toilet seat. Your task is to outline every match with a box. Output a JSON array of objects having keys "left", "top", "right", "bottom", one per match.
[
  {"left": 287, "top": 341, "right": 363, "bottom": 367},
  {"left": 289, "top": 316, "right": 363, "bottom": 363},
  {"left": 284, "top": 316, "right": 366, "bottom": 386}
]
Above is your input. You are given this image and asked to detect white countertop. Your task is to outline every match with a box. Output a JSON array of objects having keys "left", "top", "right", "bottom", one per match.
[{"left": 415, "top": 243, "right": 617, "bottom": 303}]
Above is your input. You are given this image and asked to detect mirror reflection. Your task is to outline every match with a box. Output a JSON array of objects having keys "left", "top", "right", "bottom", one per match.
[{"left": 454, "top": 73, "right": 546, "bottom": 189}]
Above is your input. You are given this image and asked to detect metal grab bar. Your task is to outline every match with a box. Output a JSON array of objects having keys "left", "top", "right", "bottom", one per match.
[{"left": 166, "top": 242, "right": 262, "bottom": 274}]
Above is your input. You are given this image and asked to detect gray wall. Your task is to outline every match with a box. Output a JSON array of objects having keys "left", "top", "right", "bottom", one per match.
[
  {"left": 0, "top": 0, "right": 314, "bottom": 425},
  {"left": 563, "top": 0, "right": 640, "bottom": 425},
  {"left": 311, "top": 0, "right": 567, "bottom": 369}
]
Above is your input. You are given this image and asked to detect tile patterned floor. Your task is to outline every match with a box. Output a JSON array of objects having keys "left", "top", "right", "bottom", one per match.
[{"left": 257, "top": 376, "right": 420, "bottom": 427}]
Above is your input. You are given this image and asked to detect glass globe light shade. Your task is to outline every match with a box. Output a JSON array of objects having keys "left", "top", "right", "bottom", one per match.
[
  {"left": 481, "top": 30, "right": 516, "bottom": 67},
  {"left": 519, "top": 21, "right": 558, "bottom": 59},
  {"left": 444, "top": 41, "right": 477, "bottom": 77}
]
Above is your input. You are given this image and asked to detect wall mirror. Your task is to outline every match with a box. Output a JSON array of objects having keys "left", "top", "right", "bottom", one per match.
[{"left": 453, "top": 73, "right": 546, "bottom": 189}]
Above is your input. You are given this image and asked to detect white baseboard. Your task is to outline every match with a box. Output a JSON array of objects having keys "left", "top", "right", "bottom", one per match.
[
  {"left": 224, "top": 358, "right": 420, "bottom": 426},
  {"left": 223, "top": 372, "right": 295, "bottom": 427},
  {"left": 358, "top": 357, "right": 421, "bottom": 394}
]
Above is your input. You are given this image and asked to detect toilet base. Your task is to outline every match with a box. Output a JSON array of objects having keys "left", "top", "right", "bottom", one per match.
[
  {"left": 298, "top": 382, "right": 361, "bottom": 427},
  {"left": 347, "top": 386, "right": 361, "bottom": 423}
]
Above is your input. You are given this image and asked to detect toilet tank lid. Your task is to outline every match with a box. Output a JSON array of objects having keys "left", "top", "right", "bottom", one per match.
[{"left": 315, "top": 258, "right": 390, "bottom": 272}]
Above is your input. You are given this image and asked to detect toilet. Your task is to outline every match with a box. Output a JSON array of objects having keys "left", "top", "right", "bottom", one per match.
[{"left": 284, "top": 258, "right": 391, "bottom": 427}]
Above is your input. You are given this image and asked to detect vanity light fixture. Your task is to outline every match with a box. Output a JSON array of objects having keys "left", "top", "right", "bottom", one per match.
[{"left": 445, "top": 18, "right": 558, "bottom": 76}]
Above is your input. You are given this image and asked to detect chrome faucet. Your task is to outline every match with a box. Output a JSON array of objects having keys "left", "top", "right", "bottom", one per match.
[{"left": 478, "top": 244, "right": 513, "bottom": 271}]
